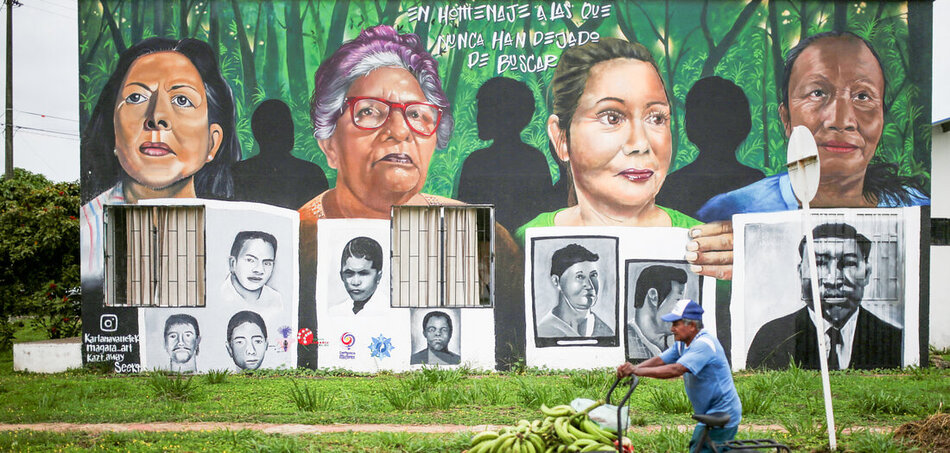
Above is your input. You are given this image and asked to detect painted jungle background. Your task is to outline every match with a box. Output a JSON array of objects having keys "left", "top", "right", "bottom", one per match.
[{"left": 78, "top": 0, "right": 932, "bottom": 203}]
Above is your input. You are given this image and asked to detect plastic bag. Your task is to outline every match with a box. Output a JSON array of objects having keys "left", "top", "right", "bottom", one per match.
[{"left": 570, "top": 397, "right": 630, "bottom": 432}]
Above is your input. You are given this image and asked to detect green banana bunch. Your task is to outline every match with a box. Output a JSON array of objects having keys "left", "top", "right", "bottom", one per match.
[{"left": 468, "top": 399, "right": 628, "bottom": 453}]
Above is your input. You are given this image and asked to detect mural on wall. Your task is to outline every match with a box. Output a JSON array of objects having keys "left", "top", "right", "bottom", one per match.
[
  {"left": 731, "top": 208, "right": 920, "bottom": 371},
  {"left": 220, "top": 230, "right": 283, "bottom": 310},
  {"left": 79, "top": 37, "right": 241, "bottom": 301},
  {"left": 524, "top": 227, "right": 717, "bottom": 369},
  {"left": 315, "top": 219, "right": 410, "bottom": 372},
  {"left": 231, "top": 99, "right": 329, "bottom": 209},
  {"left": 625, "top": 260, "right": 704, "bottom": 361},
  {"left": 135, "top": 200, "right": 299, "bottom": 372},
  {"left": 79, "top": 0, "right": 931, "bottom": 372},
  {"left": 410, "top": 308, "right": 463, "bottom": 365},
  {"left": 529, "top": 236, "right": 619, "bottom": 348},
  {"left": 456, "top": 76, "right": 566, "bottom": 231},
  {"left": 143, "top": 305, "right": 296, "bottom": 372}
]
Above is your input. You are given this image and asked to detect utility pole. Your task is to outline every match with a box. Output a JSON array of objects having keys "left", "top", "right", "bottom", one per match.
[{"left": 4, "top": 0, "right": 19, "bottom": 180}]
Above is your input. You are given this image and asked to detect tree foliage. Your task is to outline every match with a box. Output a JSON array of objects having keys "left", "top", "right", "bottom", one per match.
[{"left": 0, "top": 169, "right": 81, "bottom": 342}]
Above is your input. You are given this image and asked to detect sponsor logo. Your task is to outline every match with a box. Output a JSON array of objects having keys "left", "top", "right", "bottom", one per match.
[
  {"left": 368, "top": 334, "right": 394, "bottom": 359},
  {"left": 339, "top": 332, "right": 356, "bottom": 359},
  {"left": 297, "top": 328, "right": 314, "bottom": 345},
  {"left": 341, "top": 332, "right": 355, "bottom": 349}
]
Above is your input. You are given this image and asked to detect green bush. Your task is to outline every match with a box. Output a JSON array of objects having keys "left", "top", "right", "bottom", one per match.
[
  {"left": 289, "top": 380, "right": 336, "bottom": 412},
  {"left": 646, "top": 385, "right": 693, "bottom": 415},
  {"left": 147, "top": 372, "right": 196, "bottom": 401},
  {"left": 0, "top": 169, "right": 80, "bottom": 341},
  {"left": 204, "top": 369, "right": 230, "bottom": 385}
]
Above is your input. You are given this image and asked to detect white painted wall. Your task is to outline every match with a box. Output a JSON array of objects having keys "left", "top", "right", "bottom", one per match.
[
  {"left": 930, "top": 0, "right": 950, "bottom": 350},
  {"left": 930, "top": 126, "right": 950, "bottom": 349},
  {"left": 935, "top": 0, "right": 950, "bottom": 124}
]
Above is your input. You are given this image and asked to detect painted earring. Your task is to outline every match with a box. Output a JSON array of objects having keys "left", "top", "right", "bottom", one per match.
[{"left": 113, "top": 148, "right": 118, "bottom": 156}]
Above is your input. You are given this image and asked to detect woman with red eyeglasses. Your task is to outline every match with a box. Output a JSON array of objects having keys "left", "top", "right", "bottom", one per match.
[
  {"left": 296, "top": 26, "right": 524, "bottom": 370},
  {"left": 299, "top": 25, "right": 460, "bottom": 220}
]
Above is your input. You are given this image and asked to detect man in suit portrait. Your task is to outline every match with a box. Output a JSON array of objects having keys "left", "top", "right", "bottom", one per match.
[
  {"left": 537, "top": 243, "right": 614, "bottom": 338},
  {"left": 747, "top": 222, "right": 902, "bottom": 369},
  {"left": 411, "top": 311, "right": 461, "bottom": 365}
]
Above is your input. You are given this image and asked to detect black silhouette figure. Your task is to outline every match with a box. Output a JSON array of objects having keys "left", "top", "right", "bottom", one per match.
[
  {"left": 457, "top": 77, "right": 565, "bottom": 230},
  {"left": 656, "top": 76, "right": 764, "bottom": 218},
  {"left": 231, "top": 99, "right": 329, "bottom": 210}
]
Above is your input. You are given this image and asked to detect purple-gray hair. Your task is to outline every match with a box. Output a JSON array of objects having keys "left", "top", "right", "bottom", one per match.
[{"left": 310, "top": 25, "right": 454, "bottom": 149}]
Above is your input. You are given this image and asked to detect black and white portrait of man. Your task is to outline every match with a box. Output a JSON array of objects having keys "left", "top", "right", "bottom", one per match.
[
  {"left": 530, "top": 237, "right": 618, "bottom": 347},
  {"left": 330, "top": 236, "right": 383, "bottom": 316},
  {"left": 625, "top": 261, "right": 703, "bottom": 360},
  {"left": 410, "top": 309, "right": 461, "bottom": 365},
  {"left": 221, "top": 231, "right": 282, "bottom": 310},
  {"left": 163, "top": 313, "right": 200, "bottom": 372},
  {"left": 745, "top": 221, "right": 903, "bottom": 370},
  {"left": 226, "top": 310, "right": 269, "bottom": 371}
]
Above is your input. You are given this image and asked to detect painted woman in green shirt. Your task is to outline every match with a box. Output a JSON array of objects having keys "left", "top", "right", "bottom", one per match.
[{"left": 516, "top": 38, "right": 733, "bottom": 280}]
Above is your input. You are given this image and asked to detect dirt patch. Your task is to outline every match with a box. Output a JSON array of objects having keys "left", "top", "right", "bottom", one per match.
[
  {"left": 931, "top": 355, "right": 950, "bottom": 369},
  {"left": 894, "top": 413, "right": 950, "bottom": 451}
]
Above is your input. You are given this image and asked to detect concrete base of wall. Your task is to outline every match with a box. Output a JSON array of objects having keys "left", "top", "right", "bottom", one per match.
[{"left": 13, "top": 337, "right": 82, "bottom": 373}]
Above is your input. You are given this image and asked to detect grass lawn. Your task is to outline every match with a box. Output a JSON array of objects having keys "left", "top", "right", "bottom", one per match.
[{"left": 1, "top": 329, "right": 947, "bottom": 451}]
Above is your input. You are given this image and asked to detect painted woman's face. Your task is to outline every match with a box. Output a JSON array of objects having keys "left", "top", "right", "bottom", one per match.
[
  {"left": 551, "top": 58, "right": 672, "bottom": 213},
  {"left": 318, "top": 67, "right": 438, "bottom": 207},
  {"left": 113, "top": 51, "right": 223, "bottom": 191}
]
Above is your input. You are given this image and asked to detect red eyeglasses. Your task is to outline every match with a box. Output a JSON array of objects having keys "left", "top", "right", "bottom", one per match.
[{"left": 343, "top": 96, "right": 443, "bottom": 136}]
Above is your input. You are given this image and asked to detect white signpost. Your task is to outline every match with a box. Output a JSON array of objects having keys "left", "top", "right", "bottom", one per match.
[{"left": 786, "top": 125, "right": 837, "bottom": 451}]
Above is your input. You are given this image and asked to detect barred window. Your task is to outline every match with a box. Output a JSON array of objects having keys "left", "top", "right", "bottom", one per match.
[
  {"left": 105, "top": 205, "right": 206, "bottom": 307},
  {"left": 391, "top": 205, "right": 493, "bottom": 308}
]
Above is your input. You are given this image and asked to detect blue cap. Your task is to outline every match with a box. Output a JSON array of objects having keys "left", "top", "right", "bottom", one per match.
[{"left": 661, "top": 299, "right": 704, "bottom": 322}]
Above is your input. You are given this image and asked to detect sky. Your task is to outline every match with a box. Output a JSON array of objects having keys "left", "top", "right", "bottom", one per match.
[
  {"left": 0, "top": 0, "right": 945, "bottom": 183},
  {"left": 0, "top": 0, "right": 78, "bottom": 182}
]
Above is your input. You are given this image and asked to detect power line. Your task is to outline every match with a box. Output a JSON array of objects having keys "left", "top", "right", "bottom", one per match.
[
  {"left": 18, "top": 1, "right": 71, "bottom": 20},
  {"left": 32, "top": 0, "right": 74, "bottom": 13},
  {"left": 15, "top": 128, "right": 79, "bottom": 141},
  {"left": 35, "top": 0, "right": 71, "bottom": 9},
  {"left": 15, "top": 109, "right": 78, "bottom": 122},
  {"left": 12, "top": 124, "right": 79, "bottom": 137}
]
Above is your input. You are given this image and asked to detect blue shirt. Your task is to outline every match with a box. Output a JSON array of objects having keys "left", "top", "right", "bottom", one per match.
[
  {"left": 697, "top": 172, "right": 931, "bottom": 222},
  {"left": 660, "top": 330, "right": 742, "bottom": 428}
]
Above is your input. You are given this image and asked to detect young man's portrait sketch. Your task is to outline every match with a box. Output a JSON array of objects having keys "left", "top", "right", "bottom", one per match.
[
  {"left": 221, "top": 231, "right": 282, "bottom": 310},
  {"left": 331, "top": 236, "right": 383, "bottom": 316},
  {"left": 226, "top": 310, "right": 269, "bottom": 370},
  {"left": 626, "top": 262, "right": 702, "bottom": 360}
]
